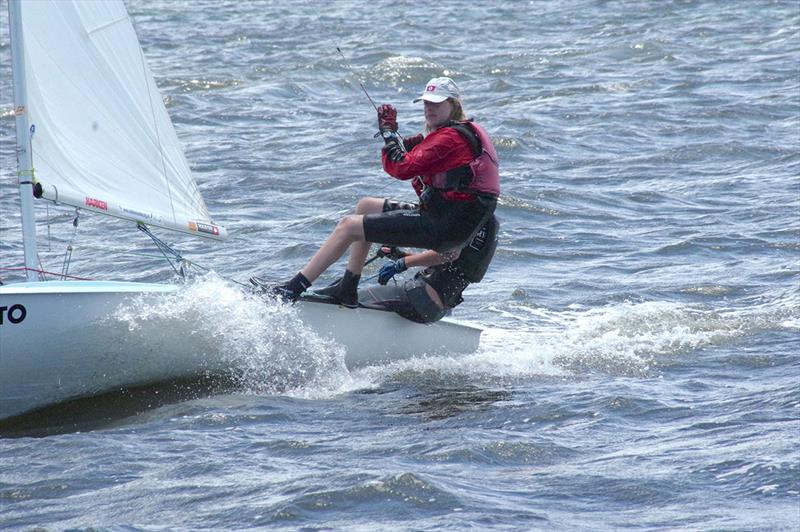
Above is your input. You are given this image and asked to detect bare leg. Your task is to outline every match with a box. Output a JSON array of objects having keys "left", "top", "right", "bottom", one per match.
[
  {"left": 298, "top": 197, "right": 384, "bottom": 284},
  {"left": 346, "top": 197, "right": 385, "bottom": 274},
  {"left": 299, "top": 214, "right": 364, "bottom": 282}
]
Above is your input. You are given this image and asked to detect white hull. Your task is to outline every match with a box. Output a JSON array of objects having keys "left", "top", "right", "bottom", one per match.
[
  {"left": 296, "top": 299, "right": 481, "bottom": 367},
  {"left": 0, "top": 281, "right": 480, "bottom": 420}
]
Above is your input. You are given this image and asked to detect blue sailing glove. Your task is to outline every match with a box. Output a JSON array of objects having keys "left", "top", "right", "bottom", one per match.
[{"left": 378, "top": 258, "right": 407, "bottom": 285}]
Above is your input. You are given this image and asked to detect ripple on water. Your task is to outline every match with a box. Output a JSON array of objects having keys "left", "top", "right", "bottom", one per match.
[
  {"left": 272, "top": 472, "right": 464, "bottom": 521},
  {"left": 419, "top": 441, "right": 578, "bottom": 466},
  {"left": 369, "top": 55, "right": 446, "bottom": 85}
]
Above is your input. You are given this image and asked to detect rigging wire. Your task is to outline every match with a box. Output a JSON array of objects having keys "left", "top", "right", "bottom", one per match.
[
  {"left": 136, "top": 223, "right": 251, "bottom": 289},
  {"left": 59, "top": 209, "right": 80, "bottom": 279},
  {"left": 137, "top": 223, "right": 188, "bottom": 279},
  {"left": 335, "top": 46, "right": 378, "bottom": 112},
  {"left": 0, "top": 267, "right": 92, "bottom": 281}
]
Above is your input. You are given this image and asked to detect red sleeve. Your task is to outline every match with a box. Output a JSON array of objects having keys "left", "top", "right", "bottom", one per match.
[
  {"left": 403, "top": 133, "right": 424, "bottom": 151},
  {"left": 382, "top": 128, "right": 474, "bottom": 181}
]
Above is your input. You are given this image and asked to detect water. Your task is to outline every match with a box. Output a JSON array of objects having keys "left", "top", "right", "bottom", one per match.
[{"left": 1, "top": 0, "right": 799, "bottom": 529}]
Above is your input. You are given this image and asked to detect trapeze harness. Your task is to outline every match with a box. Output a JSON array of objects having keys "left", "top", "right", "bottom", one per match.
[
  {"left": 383, "top": 122, "right": 500, "bottom": 322},
  {"left": 359, "top": 217, "right": 498, "bottom": 324},
  {"left": 414, "top": 121, "right": 501, "bottom": 311},
  {"left": 418, "top": 214, "right": 499, "bottom": 310}
]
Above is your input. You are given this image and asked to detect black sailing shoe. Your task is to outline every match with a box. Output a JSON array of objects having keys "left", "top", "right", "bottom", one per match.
[
  {"left": 249, "top": 277, "right": 296, "bottom": 302},
  {"left": 306, "top": 270, "right": 360, "bottom": 308},
  {"left": 249, "top": 272, "right": 310, "bottom": 302}
]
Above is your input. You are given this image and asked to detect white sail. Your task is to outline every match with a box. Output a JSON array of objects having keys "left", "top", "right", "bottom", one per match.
[{"left": 17, "top": 0, "right": 226, "bottom": 239}]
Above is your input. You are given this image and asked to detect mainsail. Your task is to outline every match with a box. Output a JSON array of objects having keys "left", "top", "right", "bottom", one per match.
[{"left": 16, "top": 0, "right": 226, "bottom": 239}]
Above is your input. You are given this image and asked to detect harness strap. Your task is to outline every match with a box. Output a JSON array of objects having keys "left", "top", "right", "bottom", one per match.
[
  {"left": 448, "top": 122, "right": 482, "bottom": 157},
  {"left": 443, "top": 121, "right": 482, "bottom": 191}
]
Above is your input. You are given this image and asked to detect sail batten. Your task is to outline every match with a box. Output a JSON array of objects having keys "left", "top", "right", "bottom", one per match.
[
  {"left": 18, "top": 0, "right": 226, "bottom": 240},
  {"left": 86, "top": 15, "right": 127, "bottom": 36}
]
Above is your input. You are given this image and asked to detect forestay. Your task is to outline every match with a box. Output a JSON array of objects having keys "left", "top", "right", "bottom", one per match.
[{"left": 18, "top": 0, "right": 226, "bottom": 239}]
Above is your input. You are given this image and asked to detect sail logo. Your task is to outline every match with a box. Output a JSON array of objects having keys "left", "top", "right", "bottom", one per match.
[
  {"left": 188, "top": 221, "right": 220, "bottom": 236},
  {"left": 85, "top": 197, "right": 108, "bottom": 211},
  {"left": 0, "top": 304, "right": 26, "bottom": 325}
]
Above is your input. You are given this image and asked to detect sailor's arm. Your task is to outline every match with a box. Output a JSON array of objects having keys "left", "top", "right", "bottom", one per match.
[
  {"left": 403, "top": 249, "right": 459, "bottom": 268},
  {"left": 377, "top": 248, "right": 457, "bottom": 286}
]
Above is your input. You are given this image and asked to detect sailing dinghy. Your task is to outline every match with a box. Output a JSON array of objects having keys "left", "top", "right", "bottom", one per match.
[{"left": 0, "top": 0, "right": 481, "bottom": 421}]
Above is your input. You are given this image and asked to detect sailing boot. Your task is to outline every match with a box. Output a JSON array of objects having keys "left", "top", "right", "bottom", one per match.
[
  {"left": 308, "top": 270, "right": 360, "bottom": 308},
  {"left": 249, "top": 272, "right": 311, "bottom": 302}
]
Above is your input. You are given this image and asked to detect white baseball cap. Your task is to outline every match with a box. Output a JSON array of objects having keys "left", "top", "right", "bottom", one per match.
[{"left": 413, "top": 77, "right": 461, "bottom": 103}]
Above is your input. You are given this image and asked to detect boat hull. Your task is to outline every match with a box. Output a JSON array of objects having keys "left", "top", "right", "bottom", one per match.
[
  {"left": 0, "top": 281, "right": 206, "bottom": 420},
  {"left": 0, "top": 281, "right": 481, "bottom": 419},
  {"left": 295, "top": 298, "right": 481, "bottom": 367}
]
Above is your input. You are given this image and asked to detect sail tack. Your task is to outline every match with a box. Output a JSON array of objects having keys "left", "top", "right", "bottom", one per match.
[{"left": 17, "top": 0, "right": 226, "bottom": 239}]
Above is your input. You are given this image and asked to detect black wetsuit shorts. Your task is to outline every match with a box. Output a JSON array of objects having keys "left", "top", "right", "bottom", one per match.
[{"left": 362, "top": 191, "right": 496, "bottom": 252}]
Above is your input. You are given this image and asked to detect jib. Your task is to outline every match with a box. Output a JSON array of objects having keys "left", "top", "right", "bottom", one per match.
[{"left": 0, "top": 304, "right": 27, "bottom": 325}]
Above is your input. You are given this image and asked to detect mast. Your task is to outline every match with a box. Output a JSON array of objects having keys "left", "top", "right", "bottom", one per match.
[{"left": 8, "top": 0, "right": 40, "bottom": 282}]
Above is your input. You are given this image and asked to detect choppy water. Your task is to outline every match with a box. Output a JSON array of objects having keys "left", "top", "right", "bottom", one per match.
[{"left": 1, "top": 0, "right": 799, "bottom": 530}]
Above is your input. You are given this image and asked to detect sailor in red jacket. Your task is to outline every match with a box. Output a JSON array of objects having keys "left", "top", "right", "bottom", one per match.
[{"left": 251, "top": 77, "right": 500, "bottom": 311}]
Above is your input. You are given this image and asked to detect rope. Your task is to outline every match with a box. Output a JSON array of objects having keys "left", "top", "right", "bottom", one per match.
[
  {"left": 59, "top": 210, "right": 80, "bottom": 279},
  {"left": 16, "top": 168, "right": 35, "bottom": 179},
  {"left": 282, "top": 206, "right": 352, "bottom": 230},
  {"left": 362, "top": 272, "right": 381, "bottom": 283},
  {"left": 60, "top": 245, "right": 73, "bottom": 278},
  {"left": 278, "top": 173, "right": 404, "bottom": 233},
  {"left": 137, "top": 223, "right": 186, "bottom": 278},
  {"left": 46, "top": 202, "right": 51, "bottom": 252},
  {"left": 54, "top": 243, "right": 180, "bottom": 261},
  {"left": 136, "top": 223, "right": 251, "bottom": 289},
  {"left": 0, "top": 267, "right": 92, "bottom": 281}
]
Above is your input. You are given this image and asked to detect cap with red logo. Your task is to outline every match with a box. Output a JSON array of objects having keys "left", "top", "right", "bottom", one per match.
[{"left": 413, "top": 77, "right": 461, "bottom": 103}]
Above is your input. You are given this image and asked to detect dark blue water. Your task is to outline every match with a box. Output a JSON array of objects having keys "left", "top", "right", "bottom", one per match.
[{"left": 1, "top": 0, "right": 799, "bottom": 529}]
